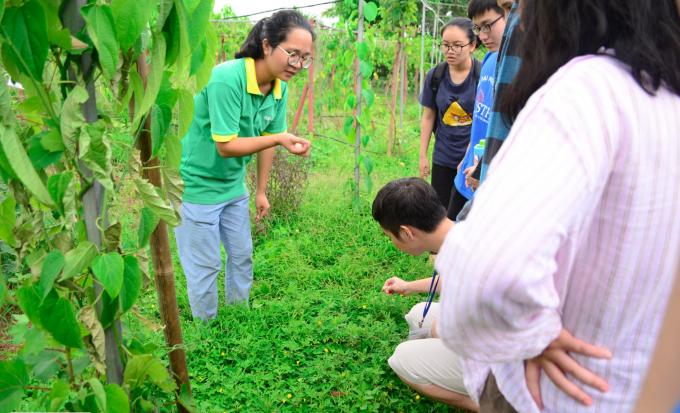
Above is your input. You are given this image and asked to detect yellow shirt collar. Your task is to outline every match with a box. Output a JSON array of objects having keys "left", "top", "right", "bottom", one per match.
[{"left": 245, "top": 57, "right": 282, "bottom": 99}]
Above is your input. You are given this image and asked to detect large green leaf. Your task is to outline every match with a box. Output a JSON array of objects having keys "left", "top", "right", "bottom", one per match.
[
  {"left": 39, "top": 290, "right": 84, "bottom": 348},
  {"left": 79, "top": 122, "right": 113, "bottom": 192},
  {"left": 16, "top": 284, "right": 42, "bottom": 327},
  {"left": 343, "top": 116, "right": 355, "bottom": 143},
  {"left": 363, "top": 2, "right": 379, "bottom": 22},
  {"left": 28, "top": 133, "right": 62, "bottom": 168},
  {"left": 61, "top": 241, "right": 97, "bottom": 280},
  {"left": 186, "top": 0, "right": 211, "bottom": 47},
  {"left": 359, "top": 60, "right": 373, "bottom": 78},
  {"left": 137, "top": 207, "right": 159, "bottom": 249},
  {"left": 362, "top": 154, "right": 374, "bottom": 175},
  {"left": 0, "top": 126, "right": 55, "bottom": 207},
  {"left": 356, "top": 41, "right": 369, "bottom": 60},
  {"left": 91, "top": 252, "right": 124, "bottom": 298},
  {"left": 0, "top": 358, "right": 28, "bottom": 413},
  {"left": 60, "top": 86, "right": 88, "bottom": 157},
  {"left": 0, "top": 0, "right": 48, "bottom": 80},
  {"left": 39, "top": 249, "right": 65, "bottom": 302},
  {"left": 110, "top": 0, "right": 153, "bottom": 50},
  {"left": 0, "top": 195, "right": 16, "bottom": 247},
  {"left": 150, "top": 105, "right": 169, "bottom": 157},
  {"left": 194, "top": 22, "right": 217, "bottom": 90},
  {"left": 188, "top": 36, "right": 206, "bottom": 76},
  {"left": 124, "top": 354, "right": 176, "bottom": 393},
  {"left": 362, "top": 88, "right": 375, "bottom": 108},
  {"left": 47, "top": 170, "right": 73, "bottom": 216},
  {"left": 120, "top": 255, "right": 142, "bottom": 313},
  {"left": 162, "top": 6, "right": 180, "bottom": 67},
  {"left": 177, "top": 89, "right": 193, "bottom": 139},
  {"left": 134, "top": 177, "right": 179, "bottom": 226},
  {"left": 164, "top": 134, "right": 181, "bottom": 169},
  {"left": 105, "top": 384, "right": 130, "bottom": 413},
  {"left": 132, "top": 33, "right": 166, "bottom": 129},
  {"left": 81, "top": 4, "right": 119, "bottom": 79},
  {"left": 169, "top": 0, "right": 189, "bottom": 88},
  {"left": 41, "top": 127, "right": 66, "bottom": 152}
]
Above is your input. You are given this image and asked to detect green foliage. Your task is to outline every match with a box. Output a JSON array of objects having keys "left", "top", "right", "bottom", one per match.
[
  {"left": 81, "top": 4, "right": 119, "bottom": 80},
  {"left": 0, "top": 0, "right": 48, "bottom": 80},
  {"left": 0, "top": 0, "right": 214, "bottom": 410},
  {"left": 92, "top": 252, "right": 125, "bottom": 298}
]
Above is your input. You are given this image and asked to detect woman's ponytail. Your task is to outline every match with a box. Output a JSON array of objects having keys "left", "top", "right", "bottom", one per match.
[{"left": 235, "top": 18, "right": 267, "bottom": 59}]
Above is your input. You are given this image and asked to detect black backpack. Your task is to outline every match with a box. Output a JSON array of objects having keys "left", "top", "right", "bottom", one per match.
[{"left": 429, "top": 57, "right": 482, "bottom": 130}]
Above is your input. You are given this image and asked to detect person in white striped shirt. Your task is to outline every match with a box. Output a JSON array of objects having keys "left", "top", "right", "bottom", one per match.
[{"left": 434, "top": 0, "right": 680, "bottom": 412}]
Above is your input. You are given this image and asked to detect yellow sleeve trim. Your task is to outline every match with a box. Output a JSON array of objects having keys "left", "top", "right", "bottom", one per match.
[
  {"left": 212, "top": 133, "right": 238, "bottom": 143},
  {"left": 262, "top": 130, "right": 287, "bottom": 136}
]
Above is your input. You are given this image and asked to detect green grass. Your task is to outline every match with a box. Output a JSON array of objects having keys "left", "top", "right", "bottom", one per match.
[{"left": 121, "top": 93, "right": 466, "bottom": 412}]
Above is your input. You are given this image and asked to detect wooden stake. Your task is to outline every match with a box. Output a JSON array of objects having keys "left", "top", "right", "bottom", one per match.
[{"left": 136, "top": 53, "right": 192, "bottom": 413}]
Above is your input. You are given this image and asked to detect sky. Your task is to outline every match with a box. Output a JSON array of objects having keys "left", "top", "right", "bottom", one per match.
[{"left": 212, "top": 0, "right": 336, "bottom": 21}]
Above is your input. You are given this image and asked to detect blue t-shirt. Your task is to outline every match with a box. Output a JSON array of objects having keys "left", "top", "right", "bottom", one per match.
[
  {"left": 420, "top": 61, "right": 477, "bottom": 168},
  {"left": 454, "top": 52, "right": 498, "bottom": 199}
]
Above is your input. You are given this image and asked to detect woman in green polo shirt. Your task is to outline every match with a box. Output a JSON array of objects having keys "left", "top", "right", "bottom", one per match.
[{"left": 175, "top": 10, "right": 314, "bottom": 321}]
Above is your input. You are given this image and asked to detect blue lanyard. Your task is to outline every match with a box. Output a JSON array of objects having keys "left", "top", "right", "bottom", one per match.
[{"left": 419, "top": 270, "right": 439, "bottom": 328}]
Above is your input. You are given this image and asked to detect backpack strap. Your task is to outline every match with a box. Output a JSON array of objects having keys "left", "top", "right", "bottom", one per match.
[
  {"left": 429, "top": 61, "right": 449, "bottom": 107},
  {"left": 472, "top": 58, "right": 482, "bottom": 85}
]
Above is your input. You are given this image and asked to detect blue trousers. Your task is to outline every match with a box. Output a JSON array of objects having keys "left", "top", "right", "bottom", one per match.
[{"left": 174, "top": 195, "right": 253, "bottom": 321}]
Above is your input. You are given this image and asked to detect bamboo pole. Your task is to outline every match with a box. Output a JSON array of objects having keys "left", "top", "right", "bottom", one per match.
[{"left": 136, "top": 53, "right": 192, "bottom": 413}]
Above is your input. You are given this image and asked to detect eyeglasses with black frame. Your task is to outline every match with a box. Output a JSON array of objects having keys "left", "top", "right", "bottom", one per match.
[
  {"left": 440, "top": 40, "right": 473, "bottom": 54},
  {"left": 276, "top": 45, "right": 313, "bottom": 69},
  {"left": 472, "top": 15, "right": 504, "bottom": 35}
]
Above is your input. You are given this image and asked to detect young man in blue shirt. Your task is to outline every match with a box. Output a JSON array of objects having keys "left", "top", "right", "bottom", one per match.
[{"left": 449, "top": 0, "right": 508, "bottom": 218}]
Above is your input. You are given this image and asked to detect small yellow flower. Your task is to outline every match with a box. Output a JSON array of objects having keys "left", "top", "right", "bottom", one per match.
[
  {"left": 287, "top": 393, "right": 292, "bottom": 399},
  {"left": 296, "top": 360, "right": 300, "bottom": 365},
  {"left": 415, "top": 394, "right": 421, "bottom": 401},
  {"left": 324, "top": 347, "right": 329, "bottom": 353}
]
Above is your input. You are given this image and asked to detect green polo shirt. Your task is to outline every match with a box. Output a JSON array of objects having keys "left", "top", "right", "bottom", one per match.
[{"left": 180, "top": 57, "right": 288, "bottom": 204}]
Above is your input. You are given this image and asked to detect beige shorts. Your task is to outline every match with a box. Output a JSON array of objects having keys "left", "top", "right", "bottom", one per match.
[{"left": 387, "top": 302, "right": 467, "bottom": 395}]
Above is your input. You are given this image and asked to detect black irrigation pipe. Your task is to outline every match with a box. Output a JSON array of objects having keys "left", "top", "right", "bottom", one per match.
[{"left": 212, "top": 0, "right": 342, "bottom": 21}]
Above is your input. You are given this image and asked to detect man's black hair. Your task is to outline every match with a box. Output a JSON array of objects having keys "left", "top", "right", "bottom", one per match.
[
  {"left": 467, "top": 0, "right": 505, "bottom": 20},
  {"left": 372, "top": 178, "right": 447, "bottom": 238}
]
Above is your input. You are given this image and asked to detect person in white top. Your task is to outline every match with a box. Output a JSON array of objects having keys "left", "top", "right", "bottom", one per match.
[{"left": 435, "top": 0, "right": 680, "bottom": 412}]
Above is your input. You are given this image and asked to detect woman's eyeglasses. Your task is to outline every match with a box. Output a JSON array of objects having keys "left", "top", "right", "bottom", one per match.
[
  {"left": 277, "top": 45, "right": 313, "bottom": 69},
  {"left": 440, "top": 40, "right": 473, "bottom": 54}
]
